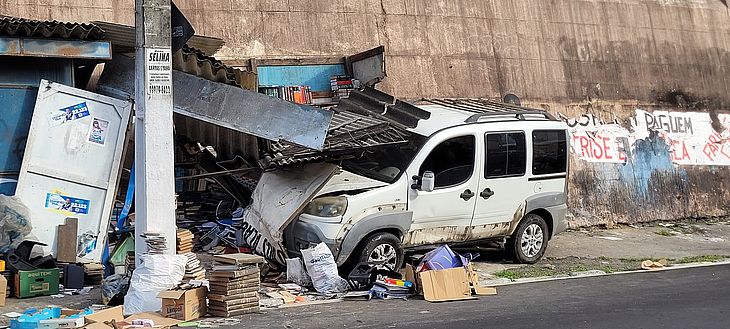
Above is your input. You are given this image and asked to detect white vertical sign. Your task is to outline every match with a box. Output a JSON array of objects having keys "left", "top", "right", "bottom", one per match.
[{"left": 145, "top": 48, "right": 172, "bottom": 95}]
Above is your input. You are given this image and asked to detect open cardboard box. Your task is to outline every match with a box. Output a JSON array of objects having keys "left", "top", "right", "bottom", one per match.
[
  {"left": 0, "top": 275, "right": 6, "bottom": 307},
  {"left": 158, "top": 287, "right": 207, "bottom": 321},
  {"left": 417, "top": 263, "right": 497, "bottom": 302}
]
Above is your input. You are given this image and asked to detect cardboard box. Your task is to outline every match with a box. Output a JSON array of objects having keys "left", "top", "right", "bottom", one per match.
[
  {"left": 0, "top": 275, "right": 7, "bottom": 307},
  {"left": 38, "top": 317, "right": 85, "bottom": 329},
  {"left": 419, "top": 267, "right": 474, "bottom": 302},
  {"left": 15, "top": 269, "right": 60, "bottom": 298},
  {"left": 466, "top": 263, "right": 497, "bottom": 296},
  {"left": 85, "top": 306, "right": 124, "bottom": 326},
  {"left": 123, "top": 313, "right": 181, "bottom": 329},
  {"left": 158, "top": 287, "right": 207, "bottom": 321}
]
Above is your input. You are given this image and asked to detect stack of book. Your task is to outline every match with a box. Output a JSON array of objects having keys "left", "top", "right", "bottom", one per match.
[
  {"left": 369, "top": 277, "right": 412, "bottom": 300},
  {"left": 208, "top": 253, "right": 265, "bottom": 317},
  {"left": 177, "top": 229, "right": 194, "bottom": 254},
  {"left": 141, "top": 232, "right": 167, "bottom": 254},
  {"left": 84, "top": 263, "right": 104, "bottom": 285},
  {"left": 182, "top": 252, "right": 206, "bottom": 281},
  {"left": 259, "top": 86, "right": 313, "bottom": 104},
  {"left": 330, "top": 75, "right": 356, "bottom": 100}
]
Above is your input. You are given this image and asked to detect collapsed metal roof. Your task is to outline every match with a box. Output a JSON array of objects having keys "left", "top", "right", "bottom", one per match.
[
  {"left": 92, "top": 21, "right": 224, "bottom": 55},
  {"left": 269, "top": 109, "right": 411, "bottom": 165},
  {"left": 0, "top": 16, "right": 105, "bottom": 40},
  {"left": 96, "top": 54, "right": 332, "bottom": 150}
]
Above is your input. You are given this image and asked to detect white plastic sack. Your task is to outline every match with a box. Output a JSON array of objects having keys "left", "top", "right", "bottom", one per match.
[
  {"left": 123, "top": 254, "right": 186, "bottom": 314},
  {"left": 0, "top": 194, "right": 32, "bottom": 253},
  {"left": 301, "top": 243, "right": 349, "bottom": 294},
  {"left": 286, "top": 257, "right": 312, "bottom": 287}
]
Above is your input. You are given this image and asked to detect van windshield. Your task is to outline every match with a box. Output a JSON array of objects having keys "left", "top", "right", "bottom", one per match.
[{"left": 340, "top": 137, "right": 425, "bottom": 183}]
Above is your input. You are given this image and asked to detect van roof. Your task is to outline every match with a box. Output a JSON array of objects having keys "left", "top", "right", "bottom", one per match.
[{"left": 407, "top": 99, "right": 560, "bottom": 137}]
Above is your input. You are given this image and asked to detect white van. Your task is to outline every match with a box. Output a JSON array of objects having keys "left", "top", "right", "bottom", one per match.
[{"left": 285, "top": 100, "right": 569, "bottom": 270}]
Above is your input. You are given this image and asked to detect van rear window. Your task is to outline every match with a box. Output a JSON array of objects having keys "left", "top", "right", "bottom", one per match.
[{"left": 532, "top": 130, "right": 567, "bottom": 175}]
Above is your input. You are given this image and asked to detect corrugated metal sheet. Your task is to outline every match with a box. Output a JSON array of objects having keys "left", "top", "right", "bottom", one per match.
[
  {"left": 269, "top": 109, "right": 410, "bottom": 166},
  {"left": 96, "top": 55, "right": 332, "bottom": 150},
  {"left": 173, "top": 114, "right": 259, "bottom": 163},
  {"left": 174, "top": 46, "right": 257, "bottom": 90},
  {"left": 92, "top": 21, "right": 224, "bottom": 55},
  {"left": 0, "top": 16, "right": 104, "bottom": 40}
]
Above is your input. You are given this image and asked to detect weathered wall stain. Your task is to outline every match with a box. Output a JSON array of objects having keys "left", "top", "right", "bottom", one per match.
[{"left": 554, "top": 103, "right": 730, "bottom": 227}]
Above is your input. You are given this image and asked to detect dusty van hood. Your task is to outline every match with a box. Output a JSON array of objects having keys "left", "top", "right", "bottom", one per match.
[{"left": 316, "top": 169, "right": 389, "bottom": 196}]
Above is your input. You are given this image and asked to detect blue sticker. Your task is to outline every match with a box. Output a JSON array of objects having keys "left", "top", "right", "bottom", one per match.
[
  {"left": 45, "top": 193, "right": 90, "bottom": 215},
  {"left": 50, "top": 102, "right": 90, "bottom": 125}
]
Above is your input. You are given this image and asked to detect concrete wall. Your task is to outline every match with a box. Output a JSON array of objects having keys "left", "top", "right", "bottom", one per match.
[
  {"left": 529, "top": 101, "right": 730, "bottom": 226},
  {"left": 5, "top": 0, "right": 729, "bottom": 104},
  {"left": 4, "top": 0, "right": 730, "bottom": 226}
]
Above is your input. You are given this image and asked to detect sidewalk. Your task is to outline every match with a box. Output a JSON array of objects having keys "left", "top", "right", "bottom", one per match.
[{"left": 473, "top": 218, "right": 730, "bottom": 283}]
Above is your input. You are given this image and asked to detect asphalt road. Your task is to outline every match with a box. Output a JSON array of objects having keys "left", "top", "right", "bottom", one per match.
[{"left": 239, "top": 264, "right": 730, "bottom": 329}]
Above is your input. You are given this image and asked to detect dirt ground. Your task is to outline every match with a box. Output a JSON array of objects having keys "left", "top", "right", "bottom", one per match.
[{"left": 470, "top": 218, "right": 730, "bottom": 283}]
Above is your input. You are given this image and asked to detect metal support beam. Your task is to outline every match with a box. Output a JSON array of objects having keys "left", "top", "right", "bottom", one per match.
[{"left": 134, "top": 0, "right": 176, "bottom": 260}]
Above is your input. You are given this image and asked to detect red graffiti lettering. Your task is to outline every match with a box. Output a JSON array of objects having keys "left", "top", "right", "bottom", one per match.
[
  {"left": 579, "top": 136, "right": 590, "bottom": 157},
  {"left": 601, "top": 136, "right": 613, "bottom": 160},
  {"left": 670, "top": 140, "right": 691, "bottom": 161},
  {"left": 591, "top": 137, "right": 604, "bottom": 159},
  {"left": 703, "top": 133, "right": 730, "bottom": 161}
]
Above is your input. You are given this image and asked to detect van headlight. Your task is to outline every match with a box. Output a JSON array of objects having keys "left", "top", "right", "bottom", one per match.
[{"left": 303, "top": 196, "right": 348, "bottom": 217}]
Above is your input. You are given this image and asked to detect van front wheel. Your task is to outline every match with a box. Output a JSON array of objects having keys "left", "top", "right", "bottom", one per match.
[
  {"left": 508, "top": 214, "right": 549, "bottom": 264},
  {"left": 358, "top": 232, "right": 404, "bottom": 271}
]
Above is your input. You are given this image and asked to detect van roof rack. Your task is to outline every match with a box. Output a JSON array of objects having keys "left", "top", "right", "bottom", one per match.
[{"left": 422, "top": 98, "right": 557, "bottom": 122}]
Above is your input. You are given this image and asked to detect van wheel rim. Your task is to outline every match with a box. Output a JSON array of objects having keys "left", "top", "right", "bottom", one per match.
[
  {"left": 368, "top": 244, "right": 397, "bottom": 269},
  {"left": 520, "top": 224, "right": 544, "bottom": 258}
]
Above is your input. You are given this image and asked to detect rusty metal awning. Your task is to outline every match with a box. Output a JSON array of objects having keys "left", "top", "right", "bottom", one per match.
[
  {"left": 0, "top": 16, "right": 111, "bottom": 59},
  {"left": 96, "top": 55, "right": 332, "bottom": 150}
]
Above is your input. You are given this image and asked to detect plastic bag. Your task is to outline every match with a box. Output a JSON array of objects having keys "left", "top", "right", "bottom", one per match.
[
  {"left": 286, "top": 257, "right": 312, "bottom": 287},
  {"left": 0, "top": 194, "right": 33, "bottom": 253},
  {"left": 102, "top": 274, "right": 130, "bottom": 306},
  {"left": 123, "top": 254, "right": 186, "bottom": 314},
  {"left": 300, "top": 243, "right": 349, "bottom": 294}
]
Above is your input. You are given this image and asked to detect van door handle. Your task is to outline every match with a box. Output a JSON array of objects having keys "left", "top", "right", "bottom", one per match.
[
  {"left": 460, "top": 189, "right": 475, "bottom": 201},
  {"left": 480, "top": 188, "right": 495, "bottom": 199}
]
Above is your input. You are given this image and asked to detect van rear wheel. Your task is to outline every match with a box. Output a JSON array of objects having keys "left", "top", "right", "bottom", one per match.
[
  {"left": 508, "top": 213, "right": 549, "bottom": 264},
  {"left": 357, "top": 232, "right": 404, "bottom": 271}
]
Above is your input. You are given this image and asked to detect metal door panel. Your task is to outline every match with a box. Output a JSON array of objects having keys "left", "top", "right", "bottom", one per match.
[{"left": 16, "top": 80, "right": 132, "bottom": 262}]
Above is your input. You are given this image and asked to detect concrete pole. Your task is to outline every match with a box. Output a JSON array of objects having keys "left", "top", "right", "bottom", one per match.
[{"left": 134, "top": 0, "right": 176, "bottom": 261}]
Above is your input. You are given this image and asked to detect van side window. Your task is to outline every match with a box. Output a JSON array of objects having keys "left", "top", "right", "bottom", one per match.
[
  {"left": 532, "top": 130, "right": 567, "bottom": 175},
  {"left": 419, "top": 135, "right": 475, "bottom": 188},
  {"left": 485, "top": 133, "right": 526, "bottom": 178}
]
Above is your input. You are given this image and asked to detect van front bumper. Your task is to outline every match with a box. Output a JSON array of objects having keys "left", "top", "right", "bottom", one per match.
[{"left": 284, "top": 216, "right": 342, "bottom": 260}]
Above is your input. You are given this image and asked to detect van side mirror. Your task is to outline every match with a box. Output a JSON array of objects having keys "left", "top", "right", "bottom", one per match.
[{"left": 411, "top": 171, "right": 435, "bottom": 192}]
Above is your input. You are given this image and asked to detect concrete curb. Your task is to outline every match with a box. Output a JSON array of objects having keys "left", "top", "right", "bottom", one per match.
[{"left": 483, "top": 259, "right": 730, "bottom": 287}]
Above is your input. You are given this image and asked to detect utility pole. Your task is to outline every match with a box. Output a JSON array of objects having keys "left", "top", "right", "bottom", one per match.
[{"left": 134, "top": 0, "right": 176, "bottom": 260}]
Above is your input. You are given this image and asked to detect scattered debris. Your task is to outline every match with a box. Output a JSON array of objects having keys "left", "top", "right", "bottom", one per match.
[
  {"left": 640, "top": 259, "right": 668, "bottom": 270},
  {"left": 596, "top": 236, "right": 623, "bottom": 241}
]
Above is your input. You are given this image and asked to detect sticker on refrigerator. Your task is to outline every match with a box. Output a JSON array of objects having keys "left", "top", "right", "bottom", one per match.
[
  {"left": 45, "top": 193, "right": 90, "bottom": 215},
  {"left": 87, "top": 117, "right": 110, "bottom": 146},
  {"left": 49, "top": 102, "right": 91, "bottom": 126}
]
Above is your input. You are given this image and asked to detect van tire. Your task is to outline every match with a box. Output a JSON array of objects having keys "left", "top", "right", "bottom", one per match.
[
  {"left": 507, "top": 213, "right": 549, "bottom": 264},
  {"left": 357, "top": 232, "right": 404, "bottom": 271}
]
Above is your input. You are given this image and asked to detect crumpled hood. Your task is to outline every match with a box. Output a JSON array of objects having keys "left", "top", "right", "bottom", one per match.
[{"left": 316, "top": 169, "right": 388, "bottom": 196}]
